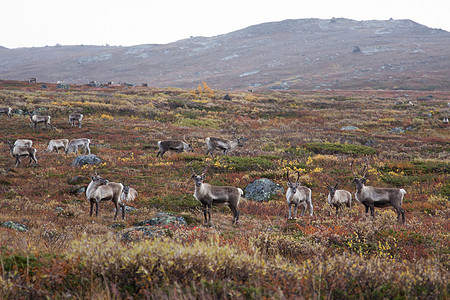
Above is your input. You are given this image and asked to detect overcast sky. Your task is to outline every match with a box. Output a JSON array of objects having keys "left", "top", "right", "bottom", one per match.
[{"left": 2, "top": 0, "right": 449, "bottom": 49}]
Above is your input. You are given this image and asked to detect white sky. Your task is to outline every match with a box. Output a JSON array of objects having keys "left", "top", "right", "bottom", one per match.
[{"left": 2, "top": 0, "right": 450, "bottom": 49}]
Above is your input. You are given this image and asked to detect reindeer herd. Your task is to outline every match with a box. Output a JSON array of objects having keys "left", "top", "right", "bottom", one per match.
[{"left": 1, "top": 105, "right": 408, "bottom": 225}]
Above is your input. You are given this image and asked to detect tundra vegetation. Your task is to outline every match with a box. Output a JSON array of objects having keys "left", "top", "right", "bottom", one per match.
[{"left": 0, "top": 80, "right": 448, "bottom": 299}]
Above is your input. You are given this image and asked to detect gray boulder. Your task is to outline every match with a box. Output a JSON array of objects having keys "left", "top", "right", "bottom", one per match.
[
  {"left": 244, "top": 178, "right": 284, "bottom": 202},
  {"left": 72, "top": 155, "right": 102, "bottom": 167},
  {"left": 135, "top": 212, "right": 187, "bottom": 226},
  {"left": 390, "top": 127, "right": 405, "bottom": 134},
  {"left": 2, "top": 221, "right": 28, "bottom": 232},
  {"left": 341, "top": 126, "right": 360, "bottom": 131}
]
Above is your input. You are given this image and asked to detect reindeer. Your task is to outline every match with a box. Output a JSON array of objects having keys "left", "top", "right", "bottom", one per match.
[
  {"left": 6, "top": 141, "right": 37, "bottom": 167},
  {"left": 69, "top": 113, "right": 84, "bottom": 128},
  {"left": 121, "top": 185, "right": 138, "bottom": 202},
  {"left": 14, "top": 139, "right": 33, "bottom": 148},
  {"left": 190, "top": 162, "right": 242, "bottom": 225},
  {"left": 351, "top": 161, "right": 406, "bottom": 224},
  {"left": 86, "top": 174, "right": 125, "bottom": 220},
  {"left": 0, "top": 107, "right": 12, "bottom": 118},
  {"left": 205, "top": 130, "right": 245, "bottom": 156},
  {"left": 26, "top": 111, "right": 53, "bottom": 130},
  {"left": 66, "top": 138, "right": 91, "bottom": 155},
  {"left": 156, "top": 140, "right": 193, "bottom": 157},
  {"left": 443, "top": 116, "right": 449, "bottom": 124},
  {"left": 286, "top": 170, "right": 313, "bottom": 219},
  {"left": 46, "top": 139, "right": 69, "bottom": 153},
  {"left": 325, "top": 182, "right": 352, "bottom": 216}
]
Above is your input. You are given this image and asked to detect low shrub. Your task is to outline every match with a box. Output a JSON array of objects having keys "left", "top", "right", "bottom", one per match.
[{"left": 304, "top": 142, "right": 377, "bottom": 156}]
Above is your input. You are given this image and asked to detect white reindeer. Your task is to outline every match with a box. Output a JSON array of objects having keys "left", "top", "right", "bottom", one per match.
[
  {"left": 69, "top": 113, "right": 84, "bottom": 128},
  {"left": 14, "top": 139, "right": 33, "bottom": 148},
  {"left": 6, "top": 141, "right": 37, "bottom": 167},
  {"left": 86, "top": 174, "right": 125, "bottom": 220},
  {"left": 286, "top": 170, "right": 313, "bottom": 219},
  {"left": 325, "top": 182, "right": 352, "bottom": 216},
  {"left": 66, "top": 138, "right": 91, "bottom": 155},
  {"left": 46, "top": 139, "right": 69, "bottom": 153},
  {"left": 205, "top": 130, "right": 245, "bottom": 156},
  {"left": 121, "top": 185, "right": 138, "bottom": 202},
  {"left": 26, "top": 111, "right": 53, "bottom": 130}
]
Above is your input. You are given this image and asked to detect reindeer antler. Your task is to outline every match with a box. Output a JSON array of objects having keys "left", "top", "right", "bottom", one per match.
[
  {"left": 296, "top": 171, "right": 300, "bottom": 184},
  {"left": 361, "top": 157, "right": 370, "bottom": 178},
  {"left": 201, "top": 163, "right": 210, "bottom": 176},
  {"left": 189, "top": 161, "right": 197, "bottom": 175},
  {"left": 286, "top": 169, "right": 292, "bottom": 185},
  {"left": 350, "top": 161, "right": 357, "bottom": 177}
]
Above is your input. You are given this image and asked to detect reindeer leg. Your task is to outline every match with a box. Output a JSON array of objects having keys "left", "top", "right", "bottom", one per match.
[
  {"left": 113, "top": 201, "right": 119, "bottom": 220},
  {"left": 90, "top": 201, "right": 94, "bottom": 216},
  {"left": 300, "top": 204, "right": 306, "bottom": 217},
  {"left": 121, "top": 203, "right": 126, "bottom": 220},
  {"left": 202, "top": 204, "right": 208, "bottom": 224},
  {"left": 95, "top": 200, "right": 99, "bottom": 217},
  {"left": 288, "top": 203, "right": 292, "bottom": 219},
  {"left": 369, "top": 205, "right": 375, "bottom": 218},
  {"left": 207, "top": 203, "right": 212, "bottom": 224},
  {"left": 293, "top": 203, "right": 298, "bottom": 219}
]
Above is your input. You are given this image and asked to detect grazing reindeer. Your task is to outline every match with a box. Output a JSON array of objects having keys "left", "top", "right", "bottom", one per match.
[
  {"left": 190, "top": 162, "right": 242, "bottom": 225},
  {"left": 156, "top": 140, "right": 193, "bottom": 157},
  {"left": 205, "top": 130, "right": 245, "bottom": 156},
  {"left": 325, "top": 182, "right": 352, "bottom": 216},
  {"left": 14, "top": 139, "right": 33, "bottom": 148},
  {"left": 6, "top": 141, "right": 37, "bottom": 167},
  {"left": 69, "top": 113, "right": 84, "bottom": 128},
  {"left": 351, "top": 161, "right": 406, "bottom": 224},
  {"left": 121, "top": 185, "right": 138, "bottom": 202},
  {"left": 46, "top": 139, "right": 69, "bottom": 153},
  {"left": 0, "top": 107, "right": 12, "bottom": 118},
  {"left": 286, "top": 170, "right": 313, "bottom": 219},
  {"left": 26, "top": 111, "right": 53, "bottom": 130},
  {"left": 66, "top": 138, "right": 91, "bottom": 155},
  {"left": 86, "top": 174, "right": 125, "bottom": 220}
]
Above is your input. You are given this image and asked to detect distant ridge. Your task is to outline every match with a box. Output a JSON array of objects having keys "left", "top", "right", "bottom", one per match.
[{"left": 1, "top": 18, "right": 449, "bottom": 91}]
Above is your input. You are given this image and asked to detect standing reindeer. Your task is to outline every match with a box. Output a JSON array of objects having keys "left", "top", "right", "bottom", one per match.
[
  {"left": 69, "top": 113, "right": 84, "bottom": 128},
  {"left": 121, "top": 185, "right": 138, "bottom": 202},
  {"left": 6, "top": 141, "right": 37, "bottom": 167},
  {"left": 26, "top": 111, "right": 53, "bottom": 130},
  {"left": 66, "top": 138, "right": 91, "bottom": 155},
  {"left": 205, "top": 130, "right": 245, "bottom": 156},
  {"left": 286, "top": 170, "right": 313, "bottom": 219},
  {"left": 351, "top": 161, "right": 406, "bottom": 224},
  {"left": 190, "top": 162, "right": 242, "bottom": 225},
  {"left": 86, "top": 174, "right": 125, "bottom": 220},
  {"left": 46, "top": 139, "right": 69, "bottom": 153},
  {"left": 325, "top": 182, "right": 352, "bottom": 216},
  {"left": 0, "top": 107, "right": 12, "bottom": 118},
  {"left": 156, "top": 140, "right": 193, "bottom": 157}
]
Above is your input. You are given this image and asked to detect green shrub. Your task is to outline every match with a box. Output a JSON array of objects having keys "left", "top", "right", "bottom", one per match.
[{"left": 304, "top": 142, "right": 377, "bottom": 155}]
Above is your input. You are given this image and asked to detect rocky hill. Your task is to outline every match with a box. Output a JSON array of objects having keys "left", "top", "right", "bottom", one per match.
[{"left": 1, "top": 18, "right": 449, "bottom": 91}]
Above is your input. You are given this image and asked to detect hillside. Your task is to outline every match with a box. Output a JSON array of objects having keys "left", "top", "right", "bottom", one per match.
[
  {"left": 1, "top": 18, "right": 450, "bottom": 90},
  {"left": 0, "top": 81, "right": 448, "bottom": 298}
]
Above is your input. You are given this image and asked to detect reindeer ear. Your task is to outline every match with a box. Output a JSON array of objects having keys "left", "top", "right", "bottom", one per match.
[
  {"left": 201, "top": 175, "right": 206, "bottom": 180},
  {"left": 362, "top": 178, "right": 367, "bottom": 184}
]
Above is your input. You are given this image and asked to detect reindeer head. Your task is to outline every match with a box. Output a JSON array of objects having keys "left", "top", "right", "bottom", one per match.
[
  {"left": 325, "top": 182, "right": 339, "bottom": 198},
  {"left": 190, "top": 162, "right": 209, "bottom": 187},
  {"left": 91, "top": 174, "right": 109, "bottom": 186},
  {"left": 286, "top": 170, "right": 301, "bottom": 193},
  {"left": 351, "top": 160, "right": 368, "bottom": 191}
]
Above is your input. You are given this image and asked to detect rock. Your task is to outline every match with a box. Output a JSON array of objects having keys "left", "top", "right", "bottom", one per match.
[
  {"left": 390, "top": 127, "right": 405, "bottom": 134},
  {"left": 244, "top": 178, "right": 283, "bottom": 202},
  {"left": 135, "top": 212, "right": 187, "bottom": 226},
  {"left": 2, "top": 221, "right": 28, "bottom": 232},
  {"left": 405, "top": 126, "right": 415, "bottom": 131},
  {"left": 72, "top": 155, "right": 102, "bottom": 167},
  {"left": 364, "top": 140, "right": 377, "bottom": 147},
  {"left": 341, "top": 126, "right": 360, "bottom": 131}
]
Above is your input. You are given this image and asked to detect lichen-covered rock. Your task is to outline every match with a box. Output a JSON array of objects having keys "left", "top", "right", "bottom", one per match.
[
  {"left": 72, "top": 155, "right": 102, "bottom": 167},
  {"left": 135, "top": 212, "right": 187, "bottom": 226},
  {"left": 244, "top": 178, "right": 283, "bottom": 202},
  {"left": 341, "top": 126, "right": 360, "bottom": 131},
  {"left": 2, "top": 221, "right": 29, "bottom": 232}
]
